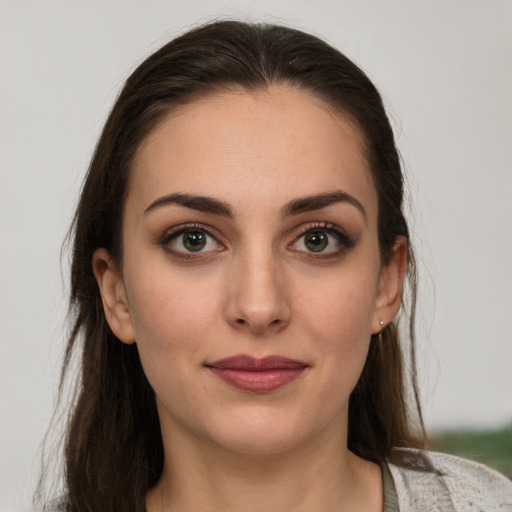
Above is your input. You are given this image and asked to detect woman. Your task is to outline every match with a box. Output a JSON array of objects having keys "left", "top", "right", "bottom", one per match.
[{"left": 40, "top": 20, "right": 512, "bottom": 511}]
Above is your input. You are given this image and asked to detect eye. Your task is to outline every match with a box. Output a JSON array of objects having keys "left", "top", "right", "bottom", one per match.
[
  {"left": 302, "top": 230, "right": 330, "bottom": 252},
  {"left": 290, "top": 224, "right": 355, "bottom": 256},
  {"left": 160, "top": 225, "right": 223, "bottom": 256}
]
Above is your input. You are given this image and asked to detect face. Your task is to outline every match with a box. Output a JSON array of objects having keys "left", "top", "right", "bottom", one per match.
[{"left": 94, "top": 86, "right": 405, "bottom": 455}]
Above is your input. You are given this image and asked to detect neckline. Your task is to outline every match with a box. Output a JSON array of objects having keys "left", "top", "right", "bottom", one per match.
[{"left": 381, "top": 460, "right": 400, "bottom": 511}]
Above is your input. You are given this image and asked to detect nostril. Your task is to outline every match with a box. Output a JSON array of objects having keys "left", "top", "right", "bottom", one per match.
[{"left": 233, "top": 316, "right": 283, "bottom": 330}]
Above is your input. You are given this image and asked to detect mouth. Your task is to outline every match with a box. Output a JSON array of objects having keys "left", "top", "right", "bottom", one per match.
[{"left": 205, "top": 355, "right": 309, "bottom": 392}]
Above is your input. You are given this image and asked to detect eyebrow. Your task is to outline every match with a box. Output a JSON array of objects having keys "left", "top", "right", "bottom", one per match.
[
  {"left": 280, "top": 191, "right": 367, "bottom": 222},
  {"left": 144, "top": 193, "right": 234, "bottom": 217},
  {"left": 143, "top": 190, "right": 366, "bottom": 221}
]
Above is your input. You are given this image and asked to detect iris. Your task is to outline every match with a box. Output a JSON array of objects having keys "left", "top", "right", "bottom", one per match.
[
  {"left": 304, "top": 231, "right": 328, "bottom": 252},
  {"left": 182, "top": 230, "right": 207, "bottom": 251}
]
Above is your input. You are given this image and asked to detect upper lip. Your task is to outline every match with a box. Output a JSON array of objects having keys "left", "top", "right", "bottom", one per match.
[{"left": 206, "top": 354, "right": 308, "bottom": 370}]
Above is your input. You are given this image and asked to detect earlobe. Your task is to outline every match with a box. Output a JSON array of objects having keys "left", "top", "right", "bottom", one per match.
[
  {"left": 92, "top": 248, "right": 136, "bottom": 344},
  {"left": 372, "top": 236, "right": 408, "bottom": 334}
]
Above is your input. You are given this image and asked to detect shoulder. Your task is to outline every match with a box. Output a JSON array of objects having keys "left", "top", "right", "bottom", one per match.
[{"left": 387, "top": 449, "right": 512, "bottom": 512}]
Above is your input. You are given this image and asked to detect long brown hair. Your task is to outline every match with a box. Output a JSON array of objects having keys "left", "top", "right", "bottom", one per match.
[{"left": 40, "top": 20, "right": 427, "bottom": 512}]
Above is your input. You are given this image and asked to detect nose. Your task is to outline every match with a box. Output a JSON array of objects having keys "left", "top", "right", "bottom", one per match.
[{"left": 225, "top": 247, "right": 291, "bottom": 336}]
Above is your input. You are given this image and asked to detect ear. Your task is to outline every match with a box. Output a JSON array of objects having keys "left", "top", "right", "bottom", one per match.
[
  {"left": 371, "top": 236, "right": 408, "bottom": 334},
  {"left": 92, "top": 248, "right": 136, "bottom": 344}
]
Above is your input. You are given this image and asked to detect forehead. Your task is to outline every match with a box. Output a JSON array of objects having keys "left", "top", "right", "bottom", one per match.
[{"left": 128, "top": 86, "right": 377, "bottom": 220}]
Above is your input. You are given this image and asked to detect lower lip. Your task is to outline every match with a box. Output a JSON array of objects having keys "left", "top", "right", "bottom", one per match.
[{"left": 208, "top": 367, "right": 306, "bottom": 392}]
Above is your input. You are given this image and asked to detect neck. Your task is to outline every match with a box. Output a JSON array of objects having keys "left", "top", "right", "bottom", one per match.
[{"left": 146, "top": 421, "right": 382, "bottom": 512}]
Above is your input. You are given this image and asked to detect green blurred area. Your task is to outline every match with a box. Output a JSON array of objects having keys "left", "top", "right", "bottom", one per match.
[{"left": 429, "top": 424, "right": 512, "bottom": 480}]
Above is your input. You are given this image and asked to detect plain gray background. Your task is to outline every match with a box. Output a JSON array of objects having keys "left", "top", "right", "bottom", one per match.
[{"left": 1, "top": 1, "right": 511, "bottom": 510}]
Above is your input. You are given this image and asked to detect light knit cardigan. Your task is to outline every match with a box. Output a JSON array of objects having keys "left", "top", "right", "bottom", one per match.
[{"left": 388, "top": 450, "right": 512, "bottom": 511}]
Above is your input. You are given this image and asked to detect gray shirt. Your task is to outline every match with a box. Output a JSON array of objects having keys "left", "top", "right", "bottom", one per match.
[{"left": 387, "top": 450, "right": 512, "bottom": 511}]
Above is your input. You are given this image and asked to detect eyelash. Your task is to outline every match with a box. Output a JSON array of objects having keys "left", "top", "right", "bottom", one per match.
[
  {"left": 158, "top": 223, "right": 224, "bottom": 261},
  {"left": 157, "top": 221, "right": 356, "bottom": 260},
  {"left": 290, "top": 222, "right": 356, "bottom": 258}
]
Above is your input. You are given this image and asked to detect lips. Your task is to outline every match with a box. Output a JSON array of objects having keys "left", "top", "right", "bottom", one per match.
[{"left": 205, "top": 355, "right": 308, "bottom": 392}]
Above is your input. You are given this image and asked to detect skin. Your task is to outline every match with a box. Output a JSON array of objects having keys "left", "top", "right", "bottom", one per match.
[{"left": 93, "top": 86, "right": 407, "bottom": 511}]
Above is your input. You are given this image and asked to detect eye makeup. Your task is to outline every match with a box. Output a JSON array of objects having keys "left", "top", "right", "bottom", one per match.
[
  {"left": 155, "top": 218, "right": 357, "bottom": 264},
  {"left": 288, "top": 221, "right": 357, "bottom": 259},
  {"left": 156, "top": 223, "right": 225, "bottom": 261}
]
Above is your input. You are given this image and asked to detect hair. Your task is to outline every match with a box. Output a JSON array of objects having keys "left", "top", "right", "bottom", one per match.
[{"left": 40, "top": 20, "right": 429, "bottom": 512}]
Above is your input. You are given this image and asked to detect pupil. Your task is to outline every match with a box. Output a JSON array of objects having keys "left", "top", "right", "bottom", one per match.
[
  {"left": 183, "top": 230, "right": 206, "bottom": 251},
  {"left": 305, "top": 231, "right": 328, "bottom": 252}
]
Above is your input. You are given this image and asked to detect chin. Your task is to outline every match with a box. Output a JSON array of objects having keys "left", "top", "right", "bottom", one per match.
[
  {"left": 215, "top": 429, "right": 307, "bottom": 456},
  {"left": 202, "top": 406, "right": 329, "bottom": 456}
]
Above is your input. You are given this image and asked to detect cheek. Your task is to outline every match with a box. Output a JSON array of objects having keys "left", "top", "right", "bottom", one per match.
[
  {"left": 125, "top": 270, "right": 221, "bottom": 370},
  {"left": 293, "top": 266, "right": 379, "bottom": 387},
  {"left": 296, "top": 268, "right": 378, "bottom": 344},
  {"left": 125, "top": 274, "right": 224, "bottom": 420}
]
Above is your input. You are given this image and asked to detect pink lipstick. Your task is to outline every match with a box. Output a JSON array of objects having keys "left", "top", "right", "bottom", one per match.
[{"left": 205, "top": 355, "right": 308, "bottom": 392}]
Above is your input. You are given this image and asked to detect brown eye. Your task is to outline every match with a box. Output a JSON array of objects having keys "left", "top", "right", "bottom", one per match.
[{"left": 304, "top": 231, "right": 328, "bottom": 252}]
